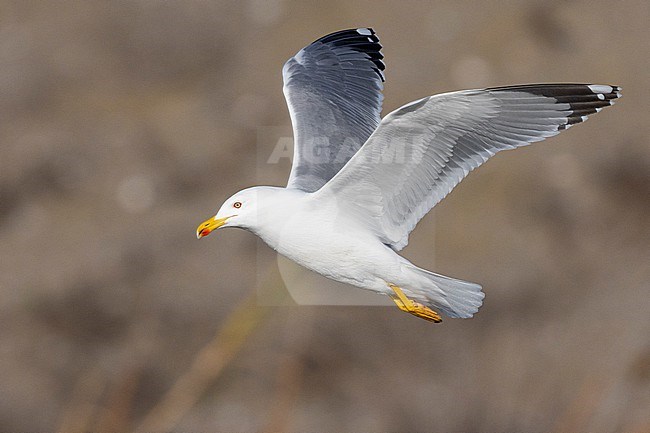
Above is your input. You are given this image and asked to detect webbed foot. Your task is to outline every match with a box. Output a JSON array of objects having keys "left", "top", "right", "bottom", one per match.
[{"left": 388, "top": 283, "right": 442, "bottom": 323}]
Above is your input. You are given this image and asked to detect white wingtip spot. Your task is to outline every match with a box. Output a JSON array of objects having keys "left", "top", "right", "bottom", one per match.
[
  {"left": 356, "top": 28, "right": 372, "bottom": 35},
  {"left": 597, "top": 93, "right": 605, "bottom": 100},
  {"left": 588, "top": 84, "right": 613, "bottom": 94},
  {"left": 581, "top": 115, "right": 589, "bottom": 122},
  {"left": 596, "top": 107, "right": 603, "bottom": 112}
]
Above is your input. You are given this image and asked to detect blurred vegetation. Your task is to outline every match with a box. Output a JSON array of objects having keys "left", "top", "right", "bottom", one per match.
[{"left": 0, "top": 1, "right": 648, "bottom": 432}]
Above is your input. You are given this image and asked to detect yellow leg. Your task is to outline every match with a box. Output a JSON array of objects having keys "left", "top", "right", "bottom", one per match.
[{"left": 388, "top": 283, "right": 442, "bottom": 323}]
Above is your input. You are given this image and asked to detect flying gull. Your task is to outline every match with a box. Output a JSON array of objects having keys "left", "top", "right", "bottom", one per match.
[{"left": 197, "top": 28, "right": 620, "bottom": 322}]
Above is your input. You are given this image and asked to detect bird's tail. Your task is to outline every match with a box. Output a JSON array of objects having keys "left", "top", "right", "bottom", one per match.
[{"left": 402, "top": 264, "right": 485, "bottom": 319}]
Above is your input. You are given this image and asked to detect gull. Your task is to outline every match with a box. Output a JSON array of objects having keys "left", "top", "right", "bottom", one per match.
[{"left": 197, "top": 28, "right": 620, "bottom": 322}]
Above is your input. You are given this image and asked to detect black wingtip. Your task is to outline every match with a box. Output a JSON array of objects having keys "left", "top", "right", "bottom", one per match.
[
  {"left": 556, "top": 84, "right": 621, "bottom": 130},
  {"left": 488, "top": 83, "right": 621, "bottom": 130},
  {"left": 314, "top": 28, "right": 385, "bottom": 81}
]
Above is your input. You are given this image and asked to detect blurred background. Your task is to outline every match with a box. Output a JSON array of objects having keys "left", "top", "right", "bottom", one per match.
[{"left": 1, "top": 1, "right": 649, "bottom": 432}]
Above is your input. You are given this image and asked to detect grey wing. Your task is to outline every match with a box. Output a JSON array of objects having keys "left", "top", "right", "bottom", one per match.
[
  {"left": 283, "top": 28, "right": 385, "bottom": 192},
  {"left": 317, "top": 84, "right": 621, "bottom": 250}
]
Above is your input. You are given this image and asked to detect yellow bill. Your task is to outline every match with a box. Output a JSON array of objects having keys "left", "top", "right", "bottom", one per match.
[{"left": 196, "top": 216, "right": 230, "bottom": 239}]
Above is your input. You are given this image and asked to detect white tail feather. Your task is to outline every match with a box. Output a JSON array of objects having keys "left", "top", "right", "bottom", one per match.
[{"left": 403, "top": 265, "right": 485, "bottom": 319}]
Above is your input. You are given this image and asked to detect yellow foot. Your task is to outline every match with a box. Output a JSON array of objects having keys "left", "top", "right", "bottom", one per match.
[{"left": 388, "top": 284, "right": 442, "bottom": 323}]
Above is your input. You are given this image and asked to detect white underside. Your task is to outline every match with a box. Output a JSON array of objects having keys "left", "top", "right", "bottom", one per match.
[{"left": 247, "top": 188, "right": 483, "bottom": 318}]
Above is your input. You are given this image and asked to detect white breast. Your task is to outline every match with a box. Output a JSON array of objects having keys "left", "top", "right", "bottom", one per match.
[{"left": 252, "top": 191, "right": 399, "bottom": 289}]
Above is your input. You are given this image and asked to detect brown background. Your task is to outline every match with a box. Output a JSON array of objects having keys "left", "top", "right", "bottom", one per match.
[{"left": 1, "top": 1, "right": 648, "bottom": 432}]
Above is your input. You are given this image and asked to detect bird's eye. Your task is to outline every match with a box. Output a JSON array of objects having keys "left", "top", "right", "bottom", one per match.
[{"left": 233, "top": 201, "right": 242, "bottom": 209}]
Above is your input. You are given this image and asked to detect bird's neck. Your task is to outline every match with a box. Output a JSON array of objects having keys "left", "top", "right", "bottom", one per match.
[{"left": 247, "top": 187, "right": 312, "bottom": 250}]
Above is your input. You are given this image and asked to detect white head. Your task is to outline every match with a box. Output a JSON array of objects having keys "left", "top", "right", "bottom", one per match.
[{"left": 196, "top": 186, "right": 281, "bottom": 239}]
